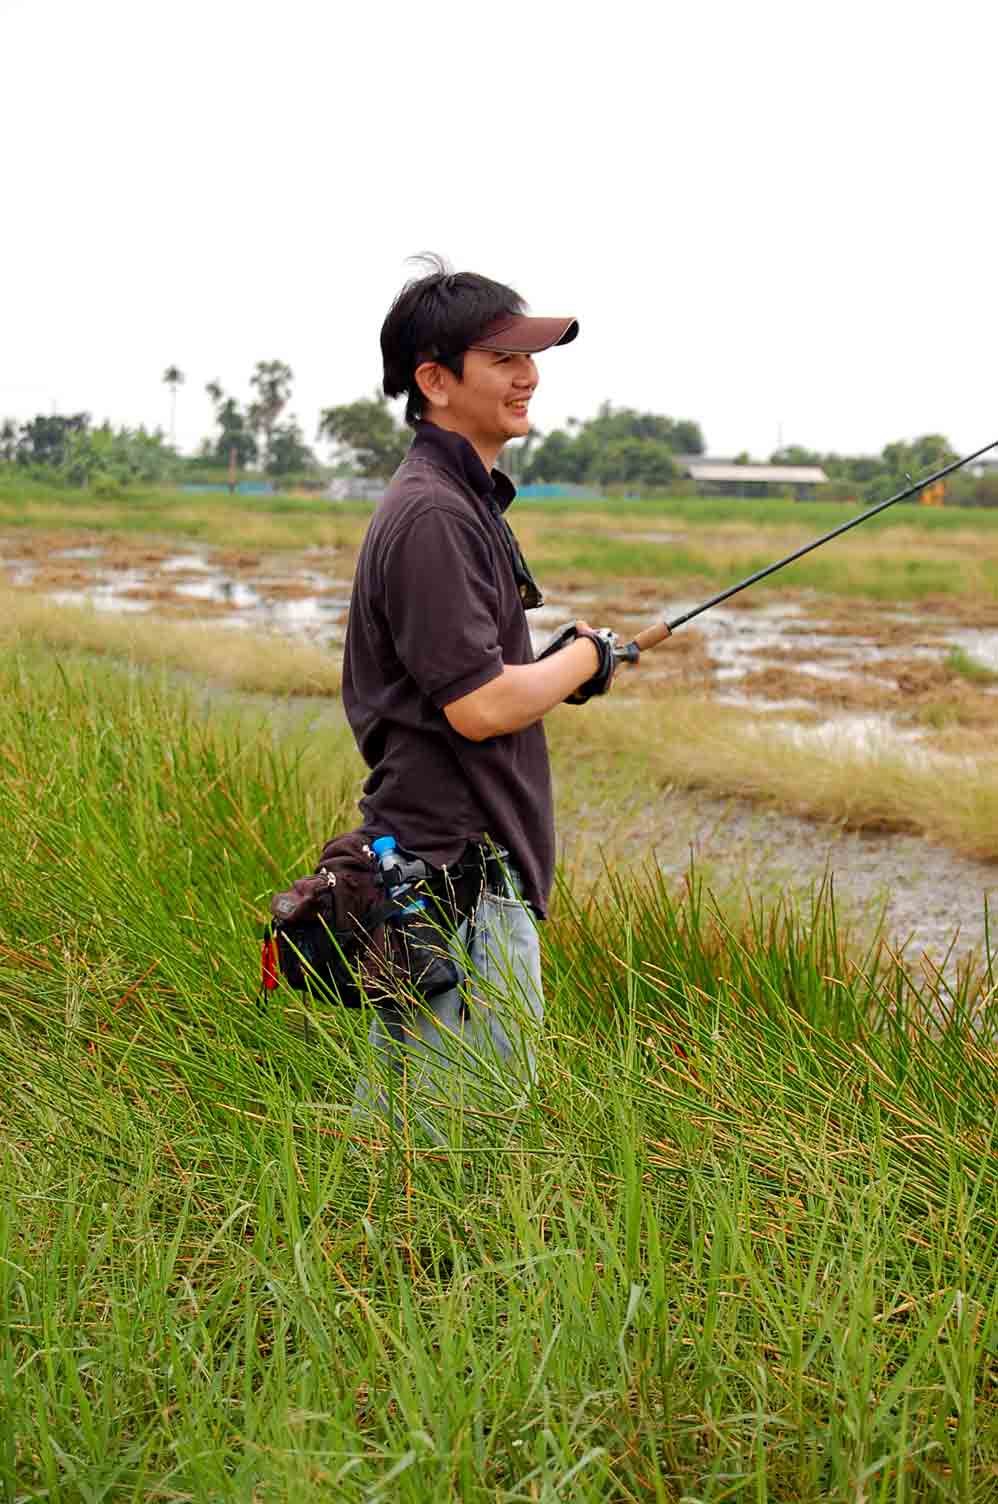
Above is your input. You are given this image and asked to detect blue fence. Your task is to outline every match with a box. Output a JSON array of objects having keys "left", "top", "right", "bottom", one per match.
[
  {"left": 181, "top": 481, "right": 275, "bottom": 496},
  {"left": 516, "top": 482, "right": 601, "bottom": 500}
]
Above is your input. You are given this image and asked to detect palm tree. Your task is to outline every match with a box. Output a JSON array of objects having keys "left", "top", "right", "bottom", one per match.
[
  {"left": 162, "top": 366, "right": 185, "bottom": 449},
  {"left": 0, "top": 418, "right": 17, "bottom": 464},
  {"left": 249, "top": 360, "right": 293, "bottom": 471}
]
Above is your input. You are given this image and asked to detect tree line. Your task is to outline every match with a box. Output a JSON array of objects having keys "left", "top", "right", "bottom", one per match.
[
  {"left": 315, "top": 396, "right": 706, "bottom": 487},
  {"left": 0, "top": 414, "right": 175, "bottom": 494},
  {"left": 0, "top": 362, "right": 325, "bottom": 493},
  {"left": 3, "top": 370, "right": 996, "bottom": 506},
  {"left": 316, "top": 397, "right": 998, "bottom": 505},
  {"left": 0, "top": 365, "right": 413, "bottom": 491}
]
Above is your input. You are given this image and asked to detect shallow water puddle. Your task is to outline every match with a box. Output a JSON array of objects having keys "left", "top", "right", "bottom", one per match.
[
  {"left": 175, "top": 578, "right": 261, "bottom": 608},
  {"left": 53, "top": 545, "right": 104, "bottom": 561},
  {"left": 612, "top": 594, "right": 997, "bottom": 691},
  {"left": 0, "top": 541, "right": 355, "bottom": 646},
  {"left": 947, "top": 627, "right": 998, "bottom": 672},
  {"left": 51, "top": 584, "right": 152, "bottom": 614},
  {"left": 162, "top": 553, "right": 214, "bottom": 573}
]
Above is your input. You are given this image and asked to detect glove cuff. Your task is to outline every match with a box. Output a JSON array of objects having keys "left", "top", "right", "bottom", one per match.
[{"left": 566, "top": 627, "right": 616, "bottom": 704}]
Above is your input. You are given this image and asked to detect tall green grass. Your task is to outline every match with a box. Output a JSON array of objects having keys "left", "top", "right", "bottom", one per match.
[{"left": 2, "top": 651, "right": 997, "bottom": 1500}]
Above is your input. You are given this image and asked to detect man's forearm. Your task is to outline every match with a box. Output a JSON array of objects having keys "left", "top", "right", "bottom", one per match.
[{"left": 444, "top": 636, "right": 600, "bottom": 741}]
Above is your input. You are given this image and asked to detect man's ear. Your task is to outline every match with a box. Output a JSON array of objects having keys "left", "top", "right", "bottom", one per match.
[{"left": 414, "top": 361, "right": 450, "bottom": 411}]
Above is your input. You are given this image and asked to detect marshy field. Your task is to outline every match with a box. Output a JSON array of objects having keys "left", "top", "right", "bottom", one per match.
[{"left": 2, "top": 479, "right": 998, "bottom": 1499}]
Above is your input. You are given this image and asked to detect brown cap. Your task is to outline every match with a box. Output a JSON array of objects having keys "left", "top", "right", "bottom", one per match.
[{"left": 471, "top": 314, "right": 579, "bottom": 354}]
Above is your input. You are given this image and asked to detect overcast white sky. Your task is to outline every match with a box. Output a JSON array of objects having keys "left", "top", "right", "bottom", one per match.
[{"left": 2, "top": 0, "right": 995, "bottom": 462}]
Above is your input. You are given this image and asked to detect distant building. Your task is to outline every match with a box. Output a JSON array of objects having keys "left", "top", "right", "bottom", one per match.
[{"left": 684, "top": 462, "right": 828, "bottom": 501}]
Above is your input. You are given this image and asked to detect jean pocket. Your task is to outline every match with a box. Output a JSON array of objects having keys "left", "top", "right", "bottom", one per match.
[{"left": 475, "top": 894, "right": 542, "bottom": 1012}]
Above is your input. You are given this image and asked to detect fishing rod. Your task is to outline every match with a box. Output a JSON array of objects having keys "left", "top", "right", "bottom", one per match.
[{"left": 613, "top": 437, "right": 998, "bottom": 663}]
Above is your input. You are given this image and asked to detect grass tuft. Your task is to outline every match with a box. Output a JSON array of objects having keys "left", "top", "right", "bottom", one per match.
[
  {"left": 548, "top": 692, "right": 998, "bottom": 864},
  {"left": 945, "top": 643, "right": 998, "bottom": 684}
]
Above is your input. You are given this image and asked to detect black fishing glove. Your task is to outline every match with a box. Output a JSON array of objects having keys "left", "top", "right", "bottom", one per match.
[{"left": 537, "top": 622, "right": 617, "bottom": 704}]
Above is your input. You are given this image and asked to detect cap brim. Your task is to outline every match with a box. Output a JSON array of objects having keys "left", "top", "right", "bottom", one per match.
[{"left": 471, "top": 315, "right": 579, "bottom": 353}]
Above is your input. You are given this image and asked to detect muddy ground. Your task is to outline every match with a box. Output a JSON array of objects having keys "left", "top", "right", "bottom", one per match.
[
  {"left": 3, "top": 529, "right": 997, "bottom": 971},
  {"left": 588, "top": 783, "right": 998, "bottom": 980},
  {"left": 4, "top": 529, "right": 997, "bottom": 714}
]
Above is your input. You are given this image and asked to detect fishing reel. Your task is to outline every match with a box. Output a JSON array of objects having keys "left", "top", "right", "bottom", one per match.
[{"left": 538, "top": 620, "right": 645, "bottom": 669}]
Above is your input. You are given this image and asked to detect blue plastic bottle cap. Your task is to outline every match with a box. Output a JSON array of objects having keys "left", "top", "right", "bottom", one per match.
[{"left": 371, "top": 835, "right": 397, "bottom": 857}]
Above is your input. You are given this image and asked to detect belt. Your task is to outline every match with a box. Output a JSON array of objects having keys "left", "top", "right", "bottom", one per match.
[
  {"left": 485, "top": 862, "right": 524, "bottom": 896},
  {"left": 421, "top": 844, "right": 524, "bottom": 921},
  {"left": 454, "top": 844, "right": 522, "bottom": 892}
]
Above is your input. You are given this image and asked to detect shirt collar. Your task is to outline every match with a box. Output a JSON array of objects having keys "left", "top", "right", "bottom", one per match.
[{"left": 410, "top": 421, "right": 516, "bottom": 513}]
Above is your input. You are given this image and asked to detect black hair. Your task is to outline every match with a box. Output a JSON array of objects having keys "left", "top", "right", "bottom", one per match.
[{"left": 381, "top": 253, "right": 525, "bottom": 428}]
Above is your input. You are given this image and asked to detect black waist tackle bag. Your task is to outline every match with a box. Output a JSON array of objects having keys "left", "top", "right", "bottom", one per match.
[{"left": 261, "top": 831, "right": 466, "bottom": 1008}]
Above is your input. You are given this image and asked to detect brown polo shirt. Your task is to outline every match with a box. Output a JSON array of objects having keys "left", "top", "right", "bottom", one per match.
[{"left": 341, "top": 422, "right": 554, "bottom": 916}]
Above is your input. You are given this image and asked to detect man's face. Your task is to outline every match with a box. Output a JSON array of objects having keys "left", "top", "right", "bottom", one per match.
[{"left": 437, "top": 348, "right": 539, "bottom": 449}]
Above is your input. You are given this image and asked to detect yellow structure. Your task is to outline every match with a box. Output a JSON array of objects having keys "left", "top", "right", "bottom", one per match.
[{"left": 920, "top": 480, "right": 945, "bottom": 507}]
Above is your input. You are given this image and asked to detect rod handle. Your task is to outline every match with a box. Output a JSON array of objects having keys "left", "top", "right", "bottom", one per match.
[
  {"left": 632, "top": 621, "right": 672, "bottom": 653},
  {"left": 613, "top": 621, "right": 671, "bottom": 664}
]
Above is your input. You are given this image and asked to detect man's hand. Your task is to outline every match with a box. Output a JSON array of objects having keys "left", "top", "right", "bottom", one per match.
[{"left": 537, "top": 619, "right": 617, "bottom": 704}]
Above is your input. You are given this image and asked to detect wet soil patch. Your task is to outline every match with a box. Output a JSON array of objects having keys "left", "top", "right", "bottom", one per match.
[
  {"left": 736, "top": 658, "right": 998, "bottom": 727},
  {"left": 1, "top": 532, "right": 353, "bottom": 644},
  {"left": 590, "top": 785, "right": 998, "bottom": 976}
]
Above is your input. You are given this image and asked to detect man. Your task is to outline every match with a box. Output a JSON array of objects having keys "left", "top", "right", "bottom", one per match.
[{"left": 342, "top": 258, "right": 616, "bottom": 1134}]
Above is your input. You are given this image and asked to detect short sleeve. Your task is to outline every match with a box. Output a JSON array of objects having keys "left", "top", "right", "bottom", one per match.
[{"left": 382, "top": 508, "right": 504, "bottom": 707}]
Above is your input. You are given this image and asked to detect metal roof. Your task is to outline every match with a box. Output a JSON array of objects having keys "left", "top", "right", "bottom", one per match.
[{"left": 687, "top": 463, "right": 828, "bottom": 485}]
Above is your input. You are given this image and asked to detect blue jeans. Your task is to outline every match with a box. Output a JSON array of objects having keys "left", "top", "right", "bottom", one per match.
[{"left": 352, "top": 881, "right": 544, "bottom": 1141}]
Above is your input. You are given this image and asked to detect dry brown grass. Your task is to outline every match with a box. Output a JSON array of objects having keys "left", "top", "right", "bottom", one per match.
[
  {"left": 547, "top": 691, "right": 998, "bottom": 864},
  {"left": 0, "top": 588, "right": 341, "bottom": 698},
  {"left": 733, "top": 658, "right": 998, "bottom": 728}
]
